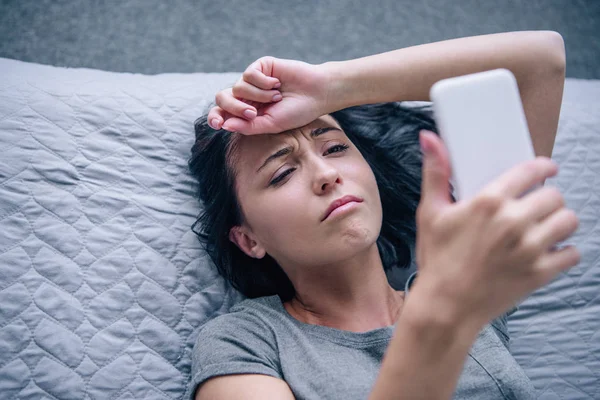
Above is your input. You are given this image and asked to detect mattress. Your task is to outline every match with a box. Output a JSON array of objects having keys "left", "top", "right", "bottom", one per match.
[{"left": 0, "top": 57, "right": 598, "bottom": 399}]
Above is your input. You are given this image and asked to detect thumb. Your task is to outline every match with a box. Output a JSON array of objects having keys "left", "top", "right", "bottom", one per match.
[{"left": 420, "top": 130, "right": 453, "bottom": 208}]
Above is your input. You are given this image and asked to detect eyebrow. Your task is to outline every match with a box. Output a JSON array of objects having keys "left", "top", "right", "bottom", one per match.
[{"left": 256, "top": 126, "right": 342, "bottom": 173}]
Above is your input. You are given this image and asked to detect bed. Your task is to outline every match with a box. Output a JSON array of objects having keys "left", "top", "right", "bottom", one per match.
[{"left": 0, "top": 57, "right": 598, "bottom": 399}]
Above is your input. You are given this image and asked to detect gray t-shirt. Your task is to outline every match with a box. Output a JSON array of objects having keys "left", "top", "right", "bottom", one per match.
[{"left": 190, "top": 273, "right": 537, "bottom": 399}]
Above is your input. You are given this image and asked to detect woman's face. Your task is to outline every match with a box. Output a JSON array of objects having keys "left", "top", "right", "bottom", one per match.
[{"left": 228, "top": 115, "right": 383, "bottom": 269}]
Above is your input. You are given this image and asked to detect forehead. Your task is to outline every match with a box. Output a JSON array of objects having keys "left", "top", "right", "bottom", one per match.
[{"left": 228, "top": 114, "right": 344, "bottom": 174}]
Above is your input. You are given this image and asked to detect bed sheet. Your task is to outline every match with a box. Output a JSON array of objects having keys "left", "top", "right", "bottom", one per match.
[{"left": 0, "top": 57, "right": 598, "bottom": 399}]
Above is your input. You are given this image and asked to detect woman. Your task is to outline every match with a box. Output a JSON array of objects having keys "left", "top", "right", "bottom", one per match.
[{"left": 189, "top": 31, "right": 578, "bottom": 399}]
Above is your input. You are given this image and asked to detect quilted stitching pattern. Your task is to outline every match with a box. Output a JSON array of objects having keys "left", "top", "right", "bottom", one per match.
[
  {"left": 508, "top": 79, "right": 600, "bottom": 399},
  {"left": 0, "top": 59, "right": 245, "bottom": 399},
  {"left": 0, "top": 58, "right": 599, "bottom": 399}
]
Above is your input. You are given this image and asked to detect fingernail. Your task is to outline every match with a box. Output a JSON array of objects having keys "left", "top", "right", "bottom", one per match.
[
  {"left": 210, "top": 118, "right": 220, "bottom": 129},
  {"left": 272, "top": 93, "right": 282, "bottom": 102},
  {"left": 419, "top": 130, "right": 433, "bottom": 154},
  {"left": 273, "top": 82, "right": 281, "bottom": 89},
  {"left": 243, "top": 109, "right": 257, "bottom": 119},
  {"left": 222, "top": 123, "right": 232, "bottom": 132}
]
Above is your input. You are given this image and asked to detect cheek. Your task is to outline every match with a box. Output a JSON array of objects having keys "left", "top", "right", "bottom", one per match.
[
  {"left": 346, "top": 157, "right": 381, "bottom": 200},
  {"left": 352, "top": 158, "right": 383, "bottom": 222},
  {"left": 245, "top": 183, "right": 313, "bottom": 246},
  {"left": 365, "top": 164, "right": 381, "bottom": 201}
]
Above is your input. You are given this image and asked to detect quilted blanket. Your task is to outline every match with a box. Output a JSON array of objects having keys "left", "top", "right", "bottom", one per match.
[{"left": 0, "top": 57, "right": 598, "bottom": 399}]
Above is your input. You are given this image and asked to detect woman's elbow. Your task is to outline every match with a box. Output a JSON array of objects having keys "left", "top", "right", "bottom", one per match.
[{"left": 541, "top": 31, "right": 566, "bottom": 74}]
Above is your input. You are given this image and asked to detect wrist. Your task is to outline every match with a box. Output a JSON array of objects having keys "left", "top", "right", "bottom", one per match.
[
  {"left": 319, "top": 60, "right": 359, "bottom": 113},
  {"left": 402, "top": 281, "right": 484, "bottom": 344}
]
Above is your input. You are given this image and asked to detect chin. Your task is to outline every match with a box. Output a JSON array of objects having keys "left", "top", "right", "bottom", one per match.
[{"left": 339, "top": 217, "right": 378, "bottom": 248}]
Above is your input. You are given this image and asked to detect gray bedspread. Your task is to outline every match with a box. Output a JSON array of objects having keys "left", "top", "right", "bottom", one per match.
[{"left": 0, "top": 57, "right": 598, "bottom": 399}]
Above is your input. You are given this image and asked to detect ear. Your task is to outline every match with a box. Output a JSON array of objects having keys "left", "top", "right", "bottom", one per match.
[{"left": 229, "top": 226, "right": 266, "bottom": 259}]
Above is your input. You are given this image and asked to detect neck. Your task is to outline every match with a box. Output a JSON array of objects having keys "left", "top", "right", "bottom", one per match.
[{"left": 283, "top": 244, "right": 404, "bottom": 333}]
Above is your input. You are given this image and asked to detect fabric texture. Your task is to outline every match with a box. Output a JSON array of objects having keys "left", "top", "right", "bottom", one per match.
[
  {"left": 190, "top": 279, "right": 536, "bottom": 399},
  {"left": 0, "top": 58, "right": 244, "bottom": 399},
  {"left": 0, "top": 56, "right": 599, "bottom": 399},
  {"left": 2, "top": 1, "right": 598, "bottom": 79}
]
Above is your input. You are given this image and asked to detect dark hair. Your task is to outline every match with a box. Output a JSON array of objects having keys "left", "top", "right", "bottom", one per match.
[{"left": 189, "top": 102, "right": 439, "bottom": 302}]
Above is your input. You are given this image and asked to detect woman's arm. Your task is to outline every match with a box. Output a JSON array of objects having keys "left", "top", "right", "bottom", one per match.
[
  {"left": 369, "top": 287, "right": 482, "bottom": 400},
  {"left": 324, "top": 30, "right": 566, "bottom": 158},
  {"left": 209, "top": 31, "right": 565, "bottom": 157}
]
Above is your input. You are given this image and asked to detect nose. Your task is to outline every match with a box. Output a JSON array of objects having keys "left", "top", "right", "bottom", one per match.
[{"left": 312, "top": 158, "right": 341, "bottom": 194}]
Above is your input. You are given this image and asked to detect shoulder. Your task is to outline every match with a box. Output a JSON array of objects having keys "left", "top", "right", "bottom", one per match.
[
  {"left": 192, "top": 295, "right": 282, "bottom": 360},
  {"left": 189, "top": 296, "right": 285, "bottom": 398},
  {"left": 197, "top": 296, "right": 279, "bottom": 338},
  {"left": 228, "top": 294, "right": 282, "bottom": 316}
]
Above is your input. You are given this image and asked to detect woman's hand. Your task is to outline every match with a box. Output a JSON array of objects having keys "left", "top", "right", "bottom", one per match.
[
  {"left": 207, "top": 56, "right": 332, "bottom": 135},
  {"left": 414, "top": 130, "right": 580, "bottom": 329}
]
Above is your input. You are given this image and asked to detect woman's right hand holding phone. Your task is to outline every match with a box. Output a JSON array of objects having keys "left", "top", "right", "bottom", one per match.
[{"left": 413, "top": 130, "right": 580, "bottom": 332}]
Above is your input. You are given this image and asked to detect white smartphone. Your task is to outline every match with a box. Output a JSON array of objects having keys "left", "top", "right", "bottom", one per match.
[{"left": 429, "top": 68, "right": 537, "bottom": 201}]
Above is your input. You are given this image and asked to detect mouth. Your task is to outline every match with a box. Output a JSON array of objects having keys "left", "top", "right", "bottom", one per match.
[{"left": 321, "top": 195, "right": 364, "bottom": 221}]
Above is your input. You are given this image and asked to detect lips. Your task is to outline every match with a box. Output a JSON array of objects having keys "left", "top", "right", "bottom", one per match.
[{"left": 321, "top": 195, "right": 363, "bottom": 221}]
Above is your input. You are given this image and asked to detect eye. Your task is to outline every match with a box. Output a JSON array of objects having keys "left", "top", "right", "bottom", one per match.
[
  {"left": 324, "top": 143, "right": 349, "bottom": 155},
  {"left": 267, "top": 144, "right": 349, "bottom": 187},
  {"left": 269, "top": 167, "right": 296, "bottom": 186}
]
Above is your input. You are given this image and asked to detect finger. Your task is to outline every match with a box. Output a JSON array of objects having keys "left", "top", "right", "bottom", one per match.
[
  {"left": 207, "top": 106, "right": 227, "bottom": 130},
  {"left": 243, "top": 61, "right": 281, "bottom": 90},
  {"left": 232, "top": 80, "right": 283, "bottom": 104},
  {"left": 222, "top": 115, "right": 279, "bottom": 136},
  {"left": 518, "top": 185, "right": 565, "bottom": 223},
  {"left": 485, "top": 157, "right": 558, "bottom": 198},
  {"left": 529, "top": 208, "right": 579, "bottom": 252},
  {"left": 534, "top": 245, "right": 580, "bottom": 284},
  {"left": 419, "top": 130, "right": 453, "bottom": 210},
  {"left": 215, "top": 88, "right": 258, "bottom": 121}
]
